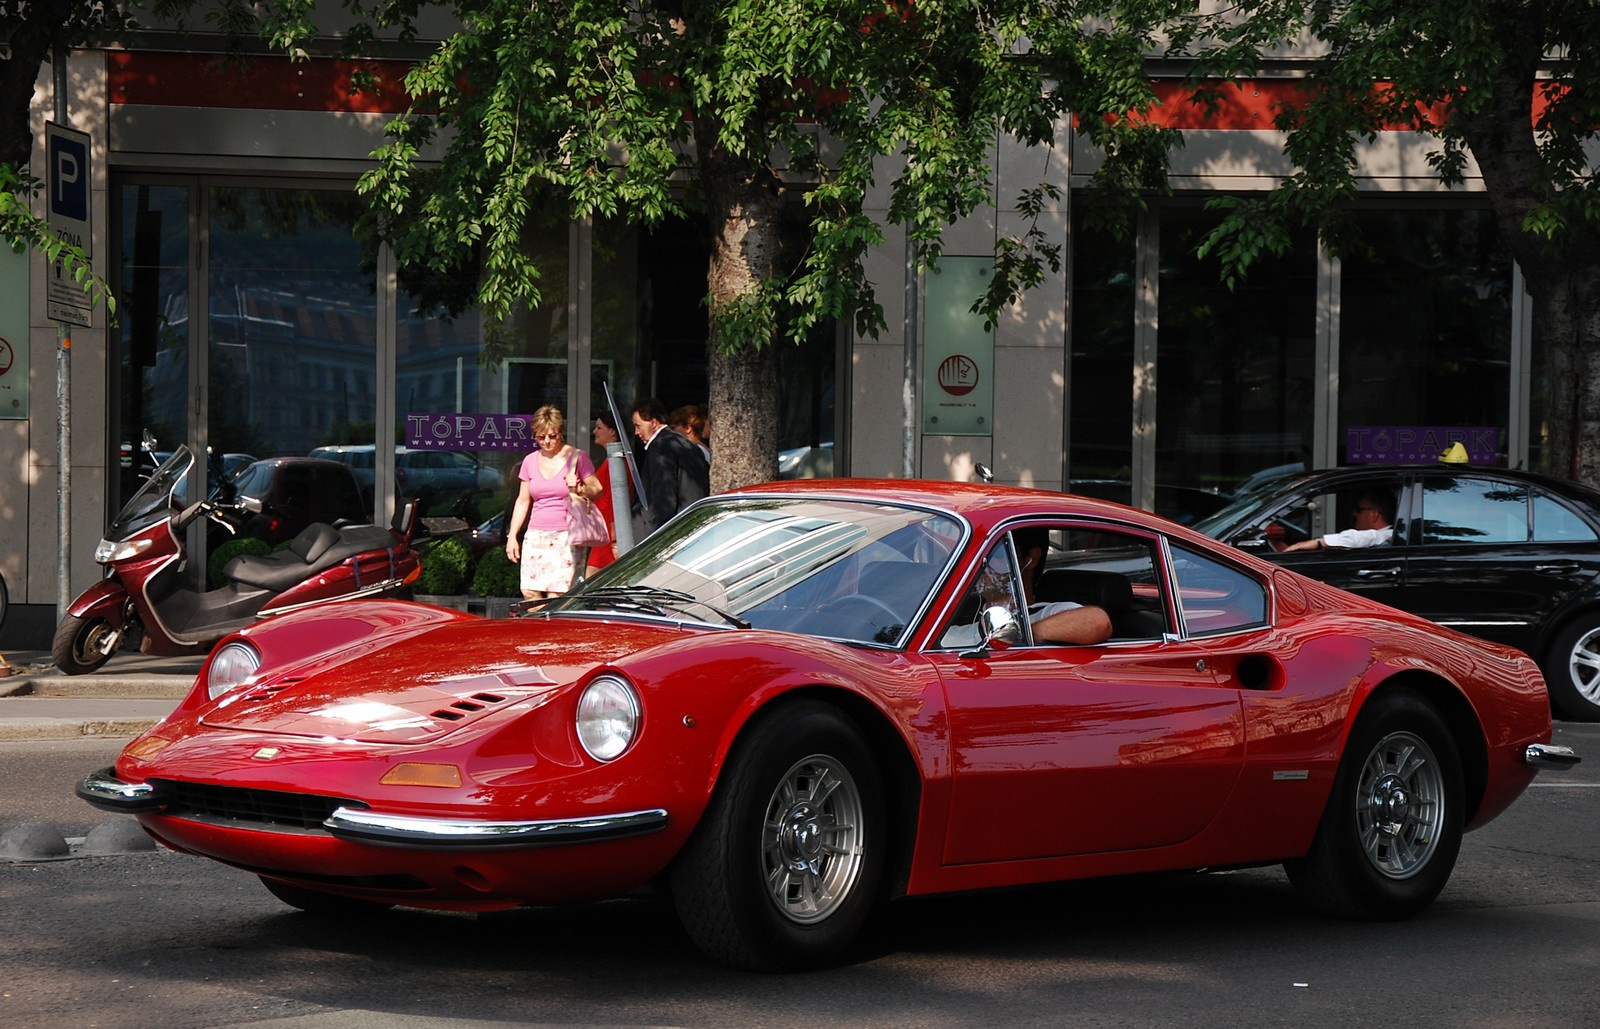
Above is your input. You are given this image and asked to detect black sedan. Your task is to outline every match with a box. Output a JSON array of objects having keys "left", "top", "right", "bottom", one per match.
[{"left": 1194, "top": 465, "right": 1600, "bottom": 721}]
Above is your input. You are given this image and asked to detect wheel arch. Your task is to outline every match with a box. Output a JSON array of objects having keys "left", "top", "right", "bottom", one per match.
[
  {"left": 1359, "top": 670, "right": 1488, "bottom": 825},
  {"left": 718, "top": 685, "right": 924, "bottom": 903}
]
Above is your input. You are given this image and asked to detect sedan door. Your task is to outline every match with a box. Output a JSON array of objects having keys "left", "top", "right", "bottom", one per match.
[
  {"left": 1400, "top": 471, "right": 1600, "bottom": 653},
  {"left": 1236, "top": 472, "right": 1411, "bottom": 605}
]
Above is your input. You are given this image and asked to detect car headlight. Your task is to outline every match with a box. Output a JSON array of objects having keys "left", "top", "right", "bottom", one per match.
[
  {"left": 207, "top": 641, "right": 261, "bottom": 700},
  {"left": 576, "top": 675, "right": 640, "bottom": 762}
]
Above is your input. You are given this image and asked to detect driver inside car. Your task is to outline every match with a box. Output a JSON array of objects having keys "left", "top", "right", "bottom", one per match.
[
  {"left": 940, "top": 527, "right": 1112, "bottom": 648},
  {"left": 1282, "top": 489, "right": 1395, "bottom": 551}
]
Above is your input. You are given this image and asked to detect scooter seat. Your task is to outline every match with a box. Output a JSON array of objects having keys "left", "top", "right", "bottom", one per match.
[{"left": 225, "top": 523, "right": 397, "bottom": 593}]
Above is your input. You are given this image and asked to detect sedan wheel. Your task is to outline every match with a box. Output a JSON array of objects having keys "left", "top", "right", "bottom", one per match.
[
  {"left": 1286, "top": 689, "right": 1462, "bottom": 920},
  {"left": 671, "top": 700, "right": 884, "bottom": 971},
  {"left": 1545, "top": 618, "right": 1600, "bottom": 722}
]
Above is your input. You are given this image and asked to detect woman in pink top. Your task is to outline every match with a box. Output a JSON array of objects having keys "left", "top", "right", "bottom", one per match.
[{"left": 505, "top": 405, "right": 604, "bottom": 599}]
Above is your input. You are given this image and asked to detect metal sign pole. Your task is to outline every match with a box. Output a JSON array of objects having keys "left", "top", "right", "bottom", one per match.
[{"left": 53, "top": 48, "right": 72, "bottom": 621}]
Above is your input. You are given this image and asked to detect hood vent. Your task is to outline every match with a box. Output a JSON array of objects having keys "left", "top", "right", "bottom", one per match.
[{"left": 430, "top": 692, "right": 510, "bottom": 722}]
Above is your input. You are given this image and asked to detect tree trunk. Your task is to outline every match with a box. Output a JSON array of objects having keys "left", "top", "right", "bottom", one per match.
[
  {"left": 695, "top": 116, "right": 784, "bottom": 493},
  {"left": 1533, "top": 266, "right": 1600, "bottom": 484},
  {"left": 1456, "top": 45, "right": 1600, "bottom": 486}
]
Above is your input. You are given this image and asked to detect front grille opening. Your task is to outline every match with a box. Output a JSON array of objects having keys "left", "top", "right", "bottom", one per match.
[{"left": 157, "top": 780, "right": 364, "bottom": 830}]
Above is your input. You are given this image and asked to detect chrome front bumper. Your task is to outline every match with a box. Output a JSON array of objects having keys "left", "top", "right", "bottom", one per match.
[
  {"left": 77, "top": 768, "right": 669, "bottom": 850},
  {"left": 1525, "top": 743, "right": 1581, "bottom": 768},
  {"left": 323, "top": 806, "right": 669, "bottom": 850}
]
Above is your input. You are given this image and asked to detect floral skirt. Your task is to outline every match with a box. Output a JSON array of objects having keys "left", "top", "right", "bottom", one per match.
[{"left": 520, "top": 528, "right": 579, "bottom": 595}]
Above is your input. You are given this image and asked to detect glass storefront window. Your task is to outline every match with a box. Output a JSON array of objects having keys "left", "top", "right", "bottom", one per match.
[
  {"left": 1155, "top": 208, "right": 1317, "bottom": 520},
  {"left": 117, "top": 183, "right": 191, "bottom": 505},
  {"left": 208, "top": 187, "right": 374, "bottom": 465},
  {"left": 1338, "top": 208, "right": 1512, "bottom": 464},
  {"left": 1068, "top": 207, "right": 1136, "bottom": 486}
]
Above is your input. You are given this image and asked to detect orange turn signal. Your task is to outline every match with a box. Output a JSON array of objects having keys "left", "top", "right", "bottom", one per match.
[{"left": 380, "top": 762, "right": 463, "bottom": 788}]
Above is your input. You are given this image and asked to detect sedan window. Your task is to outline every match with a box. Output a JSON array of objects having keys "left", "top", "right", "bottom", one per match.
[
  {"left": 1533, "top": 492, "right": 1599, "bottom": 542},
  {"left": 1421, "top": 477, "right": 1528, "bottom": 544}
]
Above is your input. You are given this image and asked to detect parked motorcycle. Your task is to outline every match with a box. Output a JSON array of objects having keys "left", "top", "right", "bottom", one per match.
[{"left": 53, "top": 445, "right": 422, "bottom": 674}]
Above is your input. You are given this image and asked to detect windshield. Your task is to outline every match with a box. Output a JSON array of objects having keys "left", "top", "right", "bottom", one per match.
[
  {"left": 544, "top": 496, "right": 966, "bottom": 646},
  {"left": 106, "top": 446, "right": 194, "bottom": 542},
  {"left": 1191, "top": 470, "right": 1317, "bottom": 538}
]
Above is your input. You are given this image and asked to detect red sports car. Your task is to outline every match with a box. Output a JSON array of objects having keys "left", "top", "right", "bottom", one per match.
[{"left": 80, "top": 480, "right": 1577, "bottom": 970}]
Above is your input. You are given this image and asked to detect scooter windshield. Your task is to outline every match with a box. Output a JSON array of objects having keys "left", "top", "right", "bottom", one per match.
[{"left": 107, "top": 446, "right": 195, "bottom": 542}]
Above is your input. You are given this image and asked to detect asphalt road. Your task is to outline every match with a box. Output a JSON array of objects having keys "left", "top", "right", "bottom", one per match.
[{"left": 2, "top": 727, "right": 1597, "bottom": 1028}]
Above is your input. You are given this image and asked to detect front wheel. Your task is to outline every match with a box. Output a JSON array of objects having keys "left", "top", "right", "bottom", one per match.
[
  {"left": 670, "top": 700, "right": 884, "bottom": 971},
  {"left": 51, "top": 614, "right": 122, "bottom": 675},
  {"left": 1544, "top": 617, "right": 1600, "bottom": 722},
  {"left": 1286, "top": 689, "right": 1463, "bottom": 920}
]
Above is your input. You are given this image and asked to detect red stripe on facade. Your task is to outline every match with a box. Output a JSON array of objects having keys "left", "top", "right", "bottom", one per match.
[{"left": 109, "top": 51, "right": 415, "bottom": 114}]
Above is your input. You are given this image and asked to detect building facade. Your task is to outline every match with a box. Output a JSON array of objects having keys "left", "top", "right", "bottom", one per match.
[{"left": 0, "top": 42, "right": 1535, "bottom": 647}]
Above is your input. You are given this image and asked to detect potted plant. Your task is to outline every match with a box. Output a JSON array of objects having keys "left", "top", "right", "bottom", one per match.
[
  {"left": 414, "top": 534, "right": 471, "bottom": 608},
  {"left": 470, "top": 549, "right": 522, "bottom": 618}
]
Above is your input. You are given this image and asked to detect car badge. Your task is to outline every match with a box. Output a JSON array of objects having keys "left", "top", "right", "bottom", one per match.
[{"left": 253, "top": 747, "right": 282, "bottom": 761}]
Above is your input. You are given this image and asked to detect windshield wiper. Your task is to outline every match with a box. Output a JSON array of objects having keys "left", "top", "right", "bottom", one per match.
[{"left": 575, "top": 585, "right": 750, "bottom": 629}]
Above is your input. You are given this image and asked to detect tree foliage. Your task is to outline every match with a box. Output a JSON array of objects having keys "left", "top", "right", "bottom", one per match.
[
  {"left": 1171, "top": 1, "right": 1600, "bottom": 480},
  {"left": 261, "top": 0, "right": 1190, "bottom": 486}
]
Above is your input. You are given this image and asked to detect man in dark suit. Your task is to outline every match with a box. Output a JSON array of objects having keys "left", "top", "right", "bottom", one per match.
[{"left": 630, "top": 397, "right": 711, "bottom": 536}]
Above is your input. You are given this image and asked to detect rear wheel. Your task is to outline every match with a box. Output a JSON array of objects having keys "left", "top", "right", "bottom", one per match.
[
  {"left": 51, "top": 614, "right": 121, "bottom": 675},
  {"left": 670, "top": 700, "right": 884, "bottom": 971},
  {"left": 259, "top": 876, "right": 394, "bottom": 917},
  {"left": 1544, "top": 617, "right": 1600, "bottom": 722},
  {"left": 1286, "top": 689, "right": 1463, "bottom": 920}
]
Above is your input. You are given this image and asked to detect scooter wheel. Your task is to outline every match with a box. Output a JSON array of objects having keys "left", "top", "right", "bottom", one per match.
[{"left": 52, "top": 614, "right": 120, "bottom": 675}]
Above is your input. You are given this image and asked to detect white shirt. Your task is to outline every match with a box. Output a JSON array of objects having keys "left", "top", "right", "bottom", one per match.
[{"left": 1321, "top": 526, "right": 1393, "bottom": 549}]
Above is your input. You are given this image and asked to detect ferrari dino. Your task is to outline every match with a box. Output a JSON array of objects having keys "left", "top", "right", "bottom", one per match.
[{"left": 80, "top": 479, "right": 1576, "bottom": 970}]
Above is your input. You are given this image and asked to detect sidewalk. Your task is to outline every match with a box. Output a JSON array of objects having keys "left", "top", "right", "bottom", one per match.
[{"left": 0, "top": 649, "right": 201, "bottom": 741}]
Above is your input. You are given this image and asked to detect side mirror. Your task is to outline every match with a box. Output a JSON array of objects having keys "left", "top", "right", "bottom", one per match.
[
  {"left": 979, "top": 603, "right": 1021, "bottom": 644},
  {"left": 959, "top": 604, "right": 1021, "bottom": 658},
  {"left": 237, "top": 495, "right": 263, "bottom": 514}
]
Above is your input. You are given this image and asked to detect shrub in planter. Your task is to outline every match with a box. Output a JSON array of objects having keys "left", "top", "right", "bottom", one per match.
[
  {"left": 417, "top": 534, "right": 471, "bottom": 596},
  {"left": 208, "top": 537, "right": 275, "bottom": 589},
  {"left": 470, "top": 549, "right": 522, "bottom": 598}
]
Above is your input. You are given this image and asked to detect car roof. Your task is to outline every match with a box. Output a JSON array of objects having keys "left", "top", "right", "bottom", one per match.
[
  {"left": 726, "top": 477, "right": 1194, "bottom": 538},
  {"left": 1250, "top": 464, "right": 1600, "bottom": 504}
]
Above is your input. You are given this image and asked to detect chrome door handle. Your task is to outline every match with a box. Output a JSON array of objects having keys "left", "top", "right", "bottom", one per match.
[
  {"left": 1535, "top": 563, "right": 1581, "bottom": 575},
  {"left": 1353, "top": 568, "right": 1400, "bottom": 580}
]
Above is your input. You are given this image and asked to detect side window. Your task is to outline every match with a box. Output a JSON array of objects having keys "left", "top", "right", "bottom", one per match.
[
  {"left": 1421, "top": 476, "right": 1528, "bottom": 545},
  {"left": 1249, "top": 479, "right": 1399, "bottom": 549},
  {"left": 1170, "top": 545, "right": 1267, "bottom": 637},
  {"left": 936, "top": 525, "right": 1170, "bottom": 649},
  {"left": 1036, "top": 528, "right": 1168, "bottom": 641},
  {"left": 1533, "top": 492, "right": 1599, "bottom": 542}
]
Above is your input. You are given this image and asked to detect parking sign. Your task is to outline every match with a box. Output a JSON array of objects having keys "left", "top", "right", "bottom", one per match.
[
  {"left": 46, "top": 122, "right": 91, "bottom": 256},
  {"left": 45, "top": 122, "right": 93, "bottom": 327}
]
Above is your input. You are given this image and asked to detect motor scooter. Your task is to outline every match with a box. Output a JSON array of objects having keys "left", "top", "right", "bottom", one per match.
[{"left": 54, "top": 445, "right": 423, "bottom": 674}]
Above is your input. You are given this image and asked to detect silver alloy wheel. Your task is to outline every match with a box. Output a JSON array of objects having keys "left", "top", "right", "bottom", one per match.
[
  {"left": 760, "top": 753, "right": 866, "bottom": 924},
  {"left": 1566, "top": 624, "right": 1600, "bottom": 705},
  {"left": 1355, "top": 729, "right": 1445, "bottom": 880}
]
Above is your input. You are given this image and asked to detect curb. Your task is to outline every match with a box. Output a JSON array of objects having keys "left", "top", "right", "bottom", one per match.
[{"left": 0, "top": 716, "right": 167, "bottom": 741}]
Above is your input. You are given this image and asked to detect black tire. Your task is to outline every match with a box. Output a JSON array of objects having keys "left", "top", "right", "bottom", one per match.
[
  {"left": 51, "top": 614, "right": 120, "bottom": 676},
  {"left": 259, "top": 876, "right": 394, "bottom": 917},
  {"left": 1543, "top": 617, "right": 1600, "bottom": 722},
  {"left": 670, "top": 700, "right": 885, "bottom": 971},
  {"left": 1285, "top": 689, "right": 1463, "bottom": 920},
  {"left": 0, "top": 571, "right": 8, "bottom": 631}
]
